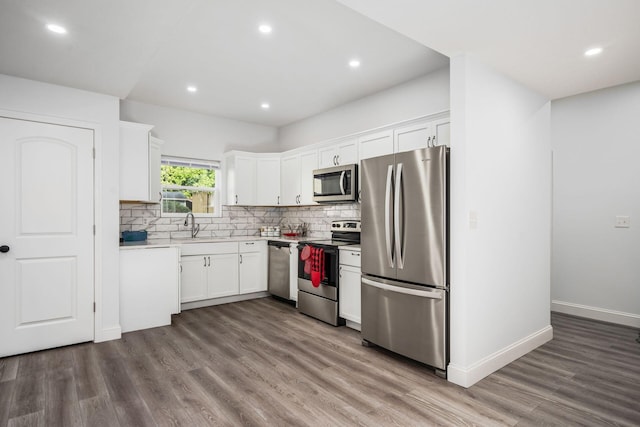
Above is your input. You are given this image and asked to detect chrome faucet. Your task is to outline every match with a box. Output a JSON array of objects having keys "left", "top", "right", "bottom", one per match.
[{"left": 184, "top": 213, "right": 200, "bottom": 238}]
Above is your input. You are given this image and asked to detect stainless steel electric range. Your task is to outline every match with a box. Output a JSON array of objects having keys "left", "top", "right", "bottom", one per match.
[{"left": 297, "top": 220, "right": 361, "bottom": 326}]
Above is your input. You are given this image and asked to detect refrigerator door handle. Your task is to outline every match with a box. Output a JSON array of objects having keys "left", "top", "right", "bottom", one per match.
[
  {"left": 362, "top": 277, "right": 443, "bottom": 300},
  {"left": 394, "top": 163, "right": 404, "bottom": 269},
  {"left": 385, "top": 164, "right": 394, "bottom": 268},
  {"left": 339, "top": 170, "right": 346, "bottom": 195}
]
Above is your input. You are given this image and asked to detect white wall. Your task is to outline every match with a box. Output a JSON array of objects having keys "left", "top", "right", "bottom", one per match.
[
  {"left": 551, "top": 81, "right": 640, "bottom": 327},
  {"left": 448, "top": 56, "right": 552, "bottom": 387},
  {"left": 120, "top": 100, "right": 279, "bottom": 160},
  {"left": 0, "top": 73, "right": 121, "bottom": 342},
  {"left": 278, "top": 67, "right": 450, "bottom": 150}
]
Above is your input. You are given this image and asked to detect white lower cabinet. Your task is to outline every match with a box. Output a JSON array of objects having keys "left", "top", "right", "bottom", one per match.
[
  {"left": 208, "top": 253, "right": 240, "bottom": 298},
  {"left": 180, "top": 240, "right": 267, "bottom": 303},
  {"left": 181, "top": 255, "right": 209, "bottom": 302},
  {"left": 120, "top": 247, "right": 181, "bottom": 333},
  {"left": 239, "top": 241, "right": 267, "bottom": 294},
  {"left": 181, "top": 253, "right": 239, "bottom": 301},
  {"left": 339, "top": 248, "right": 362, "bottom": 329}
]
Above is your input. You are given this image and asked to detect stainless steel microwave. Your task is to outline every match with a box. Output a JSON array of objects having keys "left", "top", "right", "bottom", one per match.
[{"left": 313, "top": 164, "right": 358, "bottom": 202}]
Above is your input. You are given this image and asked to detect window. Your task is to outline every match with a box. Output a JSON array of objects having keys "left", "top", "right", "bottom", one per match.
[{"left": 160, "top": 156, "right": 221, "bottom": 217}]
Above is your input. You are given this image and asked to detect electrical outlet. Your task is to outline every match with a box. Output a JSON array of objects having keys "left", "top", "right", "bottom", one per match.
[
  {"left": 615, "top": 215, "right": 630, "bottom": 228},
  {"left": 142, "top": 218, "right": 149, "bottom": 226},
  {"left": 468, "top": 211, "right": 478, "bottom": 230}
]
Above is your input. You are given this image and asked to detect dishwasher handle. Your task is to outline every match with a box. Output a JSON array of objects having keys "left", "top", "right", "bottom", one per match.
[{"left": 268, "top": 241, "right": 291, "bottom": 248}]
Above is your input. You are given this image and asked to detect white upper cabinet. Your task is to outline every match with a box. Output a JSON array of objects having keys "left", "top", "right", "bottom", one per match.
[
  {"left": 432, "top": 117, "right": 451, "bottom": 147},
  {"left": 256, "top": 157, "right": 281, "bottom": 205},
  {"left": 281, "top": 149, "right": 318, "bottom": 205},
  {"left": 394, "top": 121, "right": 431, "bottom": 153},
  {"left": 120, "top": 121, "right": 163, "bottom": 203},
  {"left": 299, "top": 150, "right": 318, "bottom": 205},
  {"left": 227, "top": 156, "right": 256, "bottom": 205},
  {"left": 318, "top": 138, "right": 358, "bottom": 168},
  {"left": 358, "top": 129, "right": 393, "bottom": 161},
  {"left": 281, "top": 154, "right": 300, "bottom": 205},
  {"left": 225, "top": 152, "right": 280, "bottom": 206}
]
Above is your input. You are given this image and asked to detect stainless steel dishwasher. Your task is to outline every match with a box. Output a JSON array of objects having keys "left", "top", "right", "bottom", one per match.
[{"left": 268, "top": 241, "right": 290, "bottom": 299}]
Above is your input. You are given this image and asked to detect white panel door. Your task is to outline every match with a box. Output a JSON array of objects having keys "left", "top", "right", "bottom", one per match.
[
  {"left": 298, "top": 150, "right": 318, "bottom": 205},
  {"left": 280, "top": 155, "right": 300, "bottom": 205},
  {"left": 358, "top": 130, "right": 393, "bottom": 161},
  {"left": 256, "top": 157, "right": 280, "bottom": 205},
  {"left": 239, "top": 251, "right": 266, "bottom": 294},
  {"left": 180, "top": 255, "right": 208, "bottom": 303},
  {"left": 235, "top": 157, "right": 257, "bottom": 205},
  {"left": 394, "top": 121, "right": 431, "bottom": 153},
  {"left": 207, "top": 253, "right": 239, "bottom": 298},
  {"left": 0, "top": 117, "right": 94, "bottom": 357}
]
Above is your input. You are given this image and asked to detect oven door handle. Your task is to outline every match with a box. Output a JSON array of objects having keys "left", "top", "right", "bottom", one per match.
[{"left": 362, "top": 277, "right": 443, "bottom": 300}]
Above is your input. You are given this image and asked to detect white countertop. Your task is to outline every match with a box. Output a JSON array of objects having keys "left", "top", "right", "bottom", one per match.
[
  {"left": 119, "top": 235, "right": 317, "bottom": 250},
  {"left": 339, "top": 244, "right": 361, "bottom": 251}
]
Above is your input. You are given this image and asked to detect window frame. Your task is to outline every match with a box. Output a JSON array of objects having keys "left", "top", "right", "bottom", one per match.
[{"left": 160, "top": 156, "right": 221, "bottom": 218}]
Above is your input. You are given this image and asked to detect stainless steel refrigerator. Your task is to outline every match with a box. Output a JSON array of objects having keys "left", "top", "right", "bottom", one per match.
[{"left": 360, "top": 146, "right": 448, "bottom": 376}]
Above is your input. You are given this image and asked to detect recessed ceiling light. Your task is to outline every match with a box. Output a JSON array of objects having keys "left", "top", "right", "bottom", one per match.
[
  {"left": 258, "top": 24, "right": 272, "bottom": 34},
  {"left": 261, "top": 103, "right": 270, "bottom": 110},
  {"left": 584, "top": 47, "right": 603, "bottom": 57},
  {"left": 349, "top": 59, "right": 361, "bottom": 68},
  {"left": 187, "top": 86, "right": 197, "bottom": 93},
  {"left": 46, "top": 24, "right": 67, "bottom": 34}
]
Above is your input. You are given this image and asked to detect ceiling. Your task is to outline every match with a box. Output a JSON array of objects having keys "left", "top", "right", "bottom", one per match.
[
  {"left": 0, "top": 0, "right": 448, "bottom": 127},
  {"left": 337, "top": 0, "right": 640, "bottom": 101},
  {"left": 2, "top": 1, "right": 638, "bottom": 129}
]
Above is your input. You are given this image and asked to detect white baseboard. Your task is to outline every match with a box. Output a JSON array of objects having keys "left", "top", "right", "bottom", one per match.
[
  {"left": 345, "top": 320, "right": 361, "bottom": 331},
  {"left": 447, "top": 325, "right": 553, "bottom": 388},
  {"left": 181, "top": 292, "right": 270, "bottom": 311},
  {"left": 95, "top": 325, "right": 122, "bottom": 343},
  {"left": 552, "top": 300, "right": 640, "bottom": 328}
]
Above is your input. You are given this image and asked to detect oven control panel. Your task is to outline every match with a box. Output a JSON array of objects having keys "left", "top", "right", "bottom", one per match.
[{"left": 331, "top": 220, "right": 361, "bottom": 232}]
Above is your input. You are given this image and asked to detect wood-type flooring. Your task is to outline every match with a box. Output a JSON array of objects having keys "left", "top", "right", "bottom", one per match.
[{"left": 1, "top": 297, "right": 639, "bottom": 426}]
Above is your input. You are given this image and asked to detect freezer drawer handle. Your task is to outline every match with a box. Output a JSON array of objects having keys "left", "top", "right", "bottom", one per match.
[{"left": 362, "top": 277, "right": 442, "bottom": 300}]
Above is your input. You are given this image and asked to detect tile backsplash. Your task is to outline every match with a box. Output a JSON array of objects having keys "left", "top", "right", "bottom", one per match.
[{"left": 120, "top": 203, "right": 360, "bottom": 241}]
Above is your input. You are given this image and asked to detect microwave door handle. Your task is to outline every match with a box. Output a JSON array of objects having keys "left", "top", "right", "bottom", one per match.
[
  {"left": 394, "top": 163, "right": 404, "bottom": 269},
  {"left": 385, "top": 164, "right": 394, "bottom": 268},
  {"left": 339, "top": 170, "right": 346, "bottom": 195}
]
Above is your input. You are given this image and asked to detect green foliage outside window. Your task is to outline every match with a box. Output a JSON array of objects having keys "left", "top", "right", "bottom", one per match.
[{"left": 161, "top": 165, "right": 215, "bottom": 197}]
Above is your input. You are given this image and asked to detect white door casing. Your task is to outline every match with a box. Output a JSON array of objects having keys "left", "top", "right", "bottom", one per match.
[{"left": 0, "top": 117, "right": 94, "bottom": 357}]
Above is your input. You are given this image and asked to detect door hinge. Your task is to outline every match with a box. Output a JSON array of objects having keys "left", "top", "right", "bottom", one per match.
[{"left": 93, "top": 302, "right": 96, "bottom": 312}]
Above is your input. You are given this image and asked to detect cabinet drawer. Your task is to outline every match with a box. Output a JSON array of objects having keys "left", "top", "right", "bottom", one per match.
[
  {"left": 340, "top": 249, "right": 361, "bottom": 268},
  {"left": 239, "top": 240, "right": 266, "bottom": 253},
  {"left": 180, "top": 242, "right": 239, "bottom": 256}
]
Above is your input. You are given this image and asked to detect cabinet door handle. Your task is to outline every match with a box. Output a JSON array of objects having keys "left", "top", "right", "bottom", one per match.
[
  {"left": 239, "top": 254, "right": 243, "bottom": 264},
  {"left": 235, "top": 194, "right": 238, "bottom": 204},
  {"left": 339, "top": 266, "right": 342, "bottom": 278},
  {"left": 204, "top": 256, "right": 207, "bottom": 267},
  {"left": 336, "top": 155, "right": 340, "bottom": 165},
  {"left": 159, "top": 191, "right": 163, "bottom": 202},
  {"left": 277, "top": 195, "right": 280, "bottom": 205}
]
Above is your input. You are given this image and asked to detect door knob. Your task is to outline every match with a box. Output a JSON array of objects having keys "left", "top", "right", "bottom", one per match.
[{"left": 0, "top": 245, "right": 9, "bottom": 253}]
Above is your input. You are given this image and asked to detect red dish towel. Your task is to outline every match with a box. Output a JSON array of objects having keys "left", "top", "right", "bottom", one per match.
[
  {"left": 310, "top": 247, "right": 325, "bottom": 287},
  {"left": 300, "top": 245, "right": 312, "bottom": 275}
]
